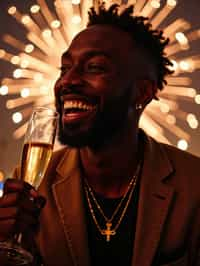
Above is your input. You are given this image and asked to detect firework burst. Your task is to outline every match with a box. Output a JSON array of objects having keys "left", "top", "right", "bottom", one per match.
[{"left": 0, "top": 0, "right": 200, "bottom": 151}]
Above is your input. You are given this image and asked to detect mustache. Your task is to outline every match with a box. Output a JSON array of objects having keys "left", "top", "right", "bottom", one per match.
[
  {"left": 56, "top": 86, "right": 86, "bottom": 98},
  {"left": 55, "top": 87, "right": 99, "bottom": 105}
]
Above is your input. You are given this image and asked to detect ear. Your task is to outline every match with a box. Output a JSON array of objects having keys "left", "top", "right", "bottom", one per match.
[{"left": 134, "top": 79, "right": 157, "bottom": 107}]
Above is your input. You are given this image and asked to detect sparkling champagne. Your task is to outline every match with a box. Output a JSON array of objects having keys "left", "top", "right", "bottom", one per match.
[
  {"left": 21, "top": 142, "right": 53, "bottom": 189},
  {"left": 0, "top": 108, "right": 58, "bottom": 266}
]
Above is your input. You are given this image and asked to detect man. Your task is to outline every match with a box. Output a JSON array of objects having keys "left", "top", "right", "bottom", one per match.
[{"left": 0, "top": 3, "right": 199, "bottom": 266}]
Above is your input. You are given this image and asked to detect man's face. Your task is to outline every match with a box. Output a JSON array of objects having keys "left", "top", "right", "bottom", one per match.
[{"left": 54, "top": 25, "right": 139, "bottom": 149}]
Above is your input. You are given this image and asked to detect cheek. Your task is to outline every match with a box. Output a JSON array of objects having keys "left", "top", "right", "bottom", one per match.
[
  {"left": 54, "top": 78, "right": 61, "bottom": 97},
  {"left": 85, "top": 73, "right": 118, "bottom": 93}
]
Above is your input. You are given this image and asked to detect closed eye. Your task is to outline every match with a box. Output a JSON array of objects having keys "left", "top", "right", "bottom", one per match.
[{"left": 86, "top": 64, "right": 107, "bottom": 73}]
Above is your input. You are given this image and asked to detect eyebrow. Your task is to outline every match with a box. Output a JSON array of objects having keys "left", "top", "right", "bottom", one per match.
[{"left": 61, "top": 50, "right": 112, "bottom": 62}]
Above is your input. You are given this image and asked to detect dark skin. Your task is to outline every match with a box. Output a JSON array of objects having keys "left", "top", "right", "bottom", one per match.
[
  {"left": 55, "top": 25, "right": 157, "bottom": 198},
  {"left": 0, "top": 179, "right": 45, "bottom": 241},
  {"left": 0, "top": 25, "right": 156, "bottom": 241}
]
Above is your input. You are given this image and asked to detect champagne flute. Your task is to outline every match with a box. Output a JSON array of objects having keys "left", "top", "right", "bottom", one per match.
[{"left": 0, "top": 107, "right": 59, "bottom": 265}]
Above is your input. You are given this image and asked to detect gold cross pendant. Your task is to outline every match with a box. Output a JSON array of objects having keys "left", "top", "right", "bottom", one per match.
[{"left": 101, "top": 222, "right": 116, "bottom": 242}]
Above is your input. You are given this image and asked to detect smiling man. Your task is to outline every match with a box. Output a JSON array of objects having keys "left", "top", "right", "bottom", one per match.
[
  {"left": 0, "top": 3, "right": 200, "bottom": 266},
  {"left": 54, "top": 25, "right": 139, "bottom": 149}
]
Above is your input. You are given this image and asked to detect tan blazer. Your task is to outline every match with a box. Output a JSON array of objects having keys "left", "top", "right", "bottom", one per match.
[{"left": 16, "top": 133, "right": 200, "bottom": 266}]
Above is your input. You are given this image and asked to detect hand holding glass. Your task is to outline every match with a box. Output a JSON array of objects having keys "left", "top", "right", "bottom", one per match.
[{"left": 0, "top": 107, "right": 59, "bottom": 265}]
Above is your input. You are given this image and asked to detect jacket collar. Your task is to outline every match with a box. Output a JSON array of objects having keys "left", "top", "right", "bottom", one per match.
[
  {"left": 132, "top": 133, "right": 175, "bottom": 265},
  {"left": 53, "top": 132, "right": 175, "bottom": 266},
  {"left": 53, "top": 148, "right": 90, "bottom": 266}
]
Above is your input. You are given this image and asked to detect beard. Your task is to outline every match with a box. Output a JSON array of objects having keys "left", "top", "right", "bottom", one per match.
[{"left": 57, "top": 87, "right": 132, "bottom": 150}]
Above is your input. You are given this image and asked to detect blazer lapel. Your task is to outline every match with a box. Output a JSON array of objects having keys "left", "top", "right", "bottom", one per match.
[
  {"left": 52, "top": 148, "right": 90, "bottom": 266},
  {"left": 132, "top": 135, "right": 175, "bottom": 266}
]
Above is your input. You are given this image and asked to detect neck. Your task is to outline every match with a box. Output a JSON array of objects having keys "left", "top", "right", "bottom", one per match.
[{"left": 80, "top": 124, "right": 141, "bottom": 198}]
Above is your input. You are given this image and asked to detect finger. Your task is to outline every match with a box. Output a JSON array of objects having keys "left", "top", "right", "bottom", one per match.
[
  {"left": 19, "top": 198, "right": 41, "bottom": 216},
  {"left": 3, "top": 179, "right": 24, "bottom": 194},
  {"left": 16, "top": 213, "right": 39, "bottom": 233},
  {"left": 4, "top": 179, "right": 35, "bottom": 195}
]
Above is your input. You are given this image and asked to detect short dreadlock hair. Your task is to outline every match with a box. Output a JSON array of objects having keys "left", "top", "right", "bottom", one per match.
[{"left": 87, "top": 3, "right": 173, "bottom": 91}]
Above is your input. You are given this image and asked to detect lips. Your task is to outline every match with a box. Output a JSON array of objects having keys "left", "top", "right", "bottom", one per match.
[{"left": 60, "top": 94, "right": 98, "bottom": 124}]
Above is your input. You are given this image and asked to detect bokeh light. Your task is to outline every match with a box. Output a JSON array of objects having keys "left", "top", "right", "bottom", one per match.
[
  {"left": 30, "top": 5, "right": 40, "bottom": 13},
  {"left": 0, "top": 0, "right": 199, "bottom": 155},
  {"left": 13, "top": 69, "right": 22, "bottom": 79},
  {"left": 12, "top": 112, "right": 23, "bottom": 124},
  {"left": 0, "top": 85, "right": 9, "bottom": 96},
  {"left": 25, "top": 44, "right": 34, "bottom": 53},
  {"left": 167, "top": 0, "right": 177, "bottom": 7},
  {"left": 8, "top": 6, "right": 17, "bottom": 15},
  {"left": 20, "top": 88, "right": 30, "bottom": 98},
  {"left": 177, "top": 139, "right": 188, "bottom": 150}
]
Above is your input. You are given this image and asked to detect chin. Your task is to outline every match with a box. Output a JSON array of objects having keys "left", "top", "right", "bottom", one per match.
[
  {"left": 58, "top": 129, "right": 91, "bottom": 148},
  {"left": 57, "top": 118, "right": 93, "bottom": 148},
  {"left": 57, "top": 95, "right": 130, "bottom": 149},
  {"left": 58, "top": 118, "right": 125, "bottom": 150}
]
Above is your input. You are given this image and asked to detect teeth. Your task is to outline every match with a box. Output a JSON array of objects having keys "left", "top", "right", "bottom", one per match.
[{"left": 64, "top": 100, "right": 96, "bottom": 111}]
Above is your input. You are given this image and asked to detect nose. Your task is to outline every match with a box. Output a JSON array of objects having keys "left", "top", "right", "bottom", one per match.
[{"left": 59, "top": 66, "right": 84, "bottom": 91}]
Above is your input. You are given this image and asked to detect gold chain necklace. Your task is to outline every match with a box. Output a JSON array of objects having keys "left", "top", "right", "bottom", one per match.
[{"left": 84, "top": 163, "right": 141, "bottom": 242}]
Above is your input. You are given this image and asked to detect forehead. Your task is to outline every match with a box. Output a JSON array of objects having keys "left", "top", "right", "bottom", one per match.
[{"left": 62, "top": 25, "right": 136, "bottom": 61}]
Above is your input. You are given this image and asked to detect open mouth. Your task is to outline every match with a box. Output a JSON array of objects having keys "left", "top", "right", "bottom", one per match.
[{"left": 61, "top": 96, "right": 98, "bottom": 123}]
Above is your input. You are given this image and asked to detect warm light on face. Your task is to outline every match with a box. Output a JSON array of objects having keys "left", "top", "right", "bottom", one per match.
[
  {"left": 175, "top": 32, "right": 188, "bottom": 45},
  {"left": 150, "top": 0, "right": 161, "bottom": 9},
  {"left": 42, "top": 29, "right": 52, "bottom": 38},
  {"left": 195, "top": 94, "right": 200, "bottom": 104},
  {"left": 0, "top": 49, "right": 6, "bottom": 59},
  {"left": 21, "top": 15, "right": 31, "bottom": 25},
  {"left": 177, "top": 139, "right": 188, "bottom": 150}
]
